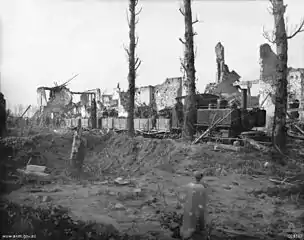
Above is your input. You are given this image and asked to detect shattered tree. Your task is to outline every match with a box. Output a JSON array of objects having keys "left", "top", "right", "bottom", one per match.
[
  {"left": 263, "top": 0, "right": 304, "bottom": 151},
  {"left": 125, "top": 0, "right": 142, "bottom": 137},
  {"left": 179, "top": 0, "right": 199, "bottom": 140},
  {"left": 91, "top": 97, "right": 97, "bottom": 129}
]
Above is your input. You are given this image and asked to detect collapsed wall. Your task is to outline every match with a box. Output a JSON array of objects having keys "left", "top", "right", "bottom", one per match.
[
  {"left": 103, "top": 78, "right": 183, "bottom": 117},
  {"left": 115, "top": 86, "right": 154, "bottom": 118},
  {"left": 135, "top": 86, "right": 154, "bottom": 106},
  {"left": 37, "top": 87, "right": 73, "bottom": 114},
  {"left": 154, "top": 77, "right": 183, "bottom": 111},
  {"left": 35, "top": 86, "right": 101, "bottom": 126},
  {"left": 204, "top": 42, "right": 240, "bottom": 98},
  {"left": 259, "top": 43, "right": 304, "bottom": 130},
  {"left": 288, "top": 68, "right": 304, "bottom": 110},
  {"left": 259, "top": 43, "right": 277, "bottom": 130}
]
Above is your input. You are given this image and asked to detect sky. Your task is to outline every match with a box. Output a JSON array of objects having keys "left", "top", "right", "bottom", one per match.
[{"left": 0, "top": 0, "right": 304, "bottom": 109}]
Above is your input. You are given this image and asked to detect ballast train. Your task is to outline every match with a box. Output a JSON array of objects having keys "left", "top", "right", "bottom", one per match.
[{"left": 96, "top": 89, "right": 266, "bottom": 137}]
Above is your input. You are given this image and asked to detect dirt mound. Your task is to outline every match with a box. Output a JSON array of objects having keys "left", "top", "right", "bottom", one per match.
[
  {"left": 83, "top": 133, "right": 197, "bottom": 178},
  {"left": 0, "top": 130, "right": 271, "bottom": 182},
  {"left": 1, "top": 131, "right": 191, "bottom": 186},
  {"left": 83, "top": 132, "right": 272, "bottom": 178},
  {"left": 1, "top": 130, "right": 302, "bottom": 182}
]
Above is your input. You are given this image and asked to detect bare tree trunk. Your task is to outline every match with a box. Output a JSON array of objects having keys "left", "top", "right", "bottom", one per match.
[
  {"left": 91, "top": 97, "right": 97, "bottom": 129},
  {"left": 127, "top": 0, "right": 136, "bottom": 137},
  {"left": 0, "top": 93, "right": 6, "bottom": 138},
  {"left": 180, "top": 0, "right": 197, "bottom": 140},
  {"left": 263, "top": 0, "right": 304, "bottom": 153},
  {"left": 272, "top": 0, "right": 288, "bottom": 151},
  {"left": 263, "top": 0, "right": 304, "bottom": 154},
  {"left": 126, "top": 0, "right": 141, "bottom": 137}
]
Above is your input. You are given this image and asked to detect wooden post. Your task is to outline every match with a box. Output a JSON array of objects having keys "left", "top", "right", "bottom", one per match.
[{"left": 68, "top": 118, "right": 86, "bottom": 178}]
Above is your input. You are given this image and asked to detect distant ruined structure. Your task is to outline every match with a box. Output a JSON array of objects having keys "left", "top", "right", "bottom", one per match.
[
  {"left": 35, "top": 75, "right": 99, "bottom": 127},
  {"left": 215, "top": 42, "right": 225, "bottom": 84},
  {"left": 259, "top": 43, "right": 304, "bottom": 129},
  {"left": 205, "top": 42, "right": 240, "bottom": 99},
  {"left": 154, "top": 77, "right": 184, "bottom": 111},
  {"left": 35, "top": 74, "right": 185, "bottom": 121},
  {"left": 111, "top": 77, "right": 184, "bottom": 117}
]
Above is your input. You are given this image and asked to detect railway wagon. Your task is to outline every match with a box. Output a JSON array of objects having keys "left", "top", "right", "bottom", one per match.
[{"left": 99, "top": 117, "right": 171, "bottom": 132}]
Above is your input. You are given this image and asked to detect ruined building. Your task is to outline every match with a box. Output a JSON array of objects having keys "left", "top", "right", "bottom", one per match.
[
  {"left": 105, "top": 84, "right": 153, "bottom": 118},
  {"left": 36, "top": 85, "right": 100, "bottom": 123},
  {"left": 205, "top": 42, "right": 240, "bottom": 99},
  {"left": 154, "top": 77, "right": 183, "bottom": 110},
  {"left": 259, "top": 43, "right": 304, "bottom": 129},
  {"left": 215, "top": 42, "right": 226, "bottom": 83},
  {"left": 104, "top": 77, "right": 184, "bottom": 117},
  {"left": 287, "top": 68, "right": 304, "bottom": 105},
  {"left": 37, "top": 86, "right": 73, "bottom": 114}
]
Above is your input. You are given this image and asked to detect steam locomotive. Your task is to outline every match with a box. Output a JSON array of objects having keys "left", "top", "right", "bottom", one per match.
[{"left": 171, "top": 89, "right": 266, "bottom": 138}]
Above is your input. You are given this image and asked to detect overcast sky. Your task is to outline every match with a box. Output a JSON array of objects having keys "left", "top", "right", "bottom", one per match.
[{"left": 1, "top": 0, "right": 304, "bottom": 108}]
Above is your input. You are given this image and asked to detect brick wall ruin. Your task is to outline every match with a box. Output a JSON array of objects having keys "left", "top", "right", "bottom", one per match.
[
  {"left": 215, "top": 42, "right": 225, "bottom": 84},
  {"left": 102, "top": 78, "right": 183, "bottom": 117},
  {"left": 288, "top": 68, "right": 304, "bottom": 108},
  {"left": 205, "top": 42, "right": 240, "bottom": 98},
  {"left": 135, "top": 86, "right": 154, "bottom": 106},
  {"left": 259, "top": 43, "right": 304, "bottom": 129},
  {"left": 37, "top": 87, "right": 73, "bottom": 114},
  {"left": 117, "top": 91, "right": 129, "bottom": 117},
  {"left": 154, "top": 77, "right": 183, "bottom": 111}
]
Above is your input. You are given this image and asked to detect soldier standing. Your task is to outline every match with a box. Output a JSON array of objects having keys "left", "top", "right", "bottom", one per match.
[{"left": 180, "top": 171, "right": 209, "bottom": 240}]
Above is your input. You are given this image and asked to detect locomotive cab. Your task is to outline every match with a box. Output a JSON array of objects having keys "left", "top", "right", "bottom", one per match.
[{"left": 195, "top": 89, "right": 266, "bottom": 138}]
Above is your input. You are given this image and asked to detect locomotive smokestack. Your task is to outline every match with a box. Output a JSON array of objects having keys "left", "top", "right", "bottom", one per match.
[{"left": 241, "top": 89, "right": 247, "bottom": 110}]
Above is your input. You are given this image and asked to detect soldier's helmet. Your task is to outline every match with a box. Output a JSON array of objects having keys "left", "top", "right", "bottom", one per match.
[{"left": 194, "top": 171, "right": 204, "bottom": 183}]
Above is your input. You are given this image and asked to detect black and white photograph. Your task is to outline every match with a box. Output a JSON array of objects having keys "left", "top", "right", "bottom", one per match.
[{"left": 0, "top": 0, "right": 303, "bottom": 239}]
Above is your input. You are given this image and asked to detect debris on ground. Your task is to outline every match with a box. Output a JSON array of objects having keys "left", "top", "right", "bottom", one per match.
[{"left": 0, "top": 128, "right": 303, "bottom": 239}]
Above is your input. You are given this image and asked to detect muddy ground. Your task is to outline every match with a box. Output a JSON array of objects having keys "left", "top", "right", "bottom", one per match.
[{"left": 0, "top": 127, "right": 303, "bottom": 239}]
